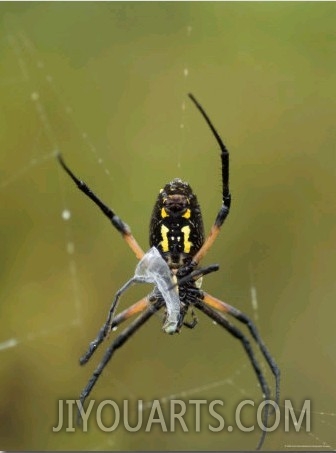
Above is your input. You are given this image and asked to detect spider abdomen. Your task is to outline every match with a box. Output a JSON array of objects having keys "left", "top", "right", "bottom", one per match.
[{"left": 149, "top": 178, "right": 204, "bottom": 267}]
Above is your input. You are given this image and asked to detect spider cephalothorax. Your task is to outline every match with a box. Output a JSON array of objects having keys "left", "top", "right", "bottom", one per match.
[
  {"left": 149, "top": 178, "right": 204, "bottom": 268},
  {"left": 57, "top": 93, "right": 280, "bottom": 450}
]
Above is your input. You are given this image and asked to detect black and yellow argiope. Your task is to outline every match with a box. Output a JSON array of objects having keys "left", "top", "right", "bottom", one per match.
[{"left": 58, "top": 93, "right": 280, "bottom": 450}]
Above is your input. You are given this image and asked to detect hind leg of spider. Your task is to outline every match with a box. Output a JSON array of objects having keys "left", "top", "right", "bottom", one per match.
[
  {"left": 80, "top": 293, "right": 151, "bottom": 365},
  {"left": 194, "top": 299, "right": 271, "bottom": 450},
  {"left": 78, "top": 298, "right": 165, "bottom": 417},
  {"left": 202, "top": 292, "right": 280, "bottom": 405},
  {"left": 57, "top": 153, "right": 144, "bottom": 260},
  {"left": 188, "top": 94, "right": 231, "bottom": 266}
]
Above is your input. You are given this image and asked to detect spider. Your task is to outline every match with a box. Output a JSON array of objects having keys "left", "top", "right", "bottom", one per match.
[{"left": 57, "top": 93, "right": 280, "bottom": 450}]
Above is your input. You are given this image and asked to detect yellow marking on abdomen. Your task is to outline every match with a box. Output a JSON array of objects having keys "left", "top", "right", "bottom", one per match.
[
  {"left": 182, "top": 209, "right": 191, "bottom": 219},
  {"left": 161, "top": 208, "right": 169, "bottom": 218},
  {"left": 160, "top": 225, "right": 169, "bottom": 252},
  {"left": 181, "top": 225, "right": 193, "bottom": 253}
]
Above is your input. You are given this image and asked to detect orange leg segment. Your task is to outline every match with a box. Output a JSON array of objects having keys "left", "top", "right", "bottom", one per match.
[{"left": 202, "top": 291, "right": 280, "bottom": 405}]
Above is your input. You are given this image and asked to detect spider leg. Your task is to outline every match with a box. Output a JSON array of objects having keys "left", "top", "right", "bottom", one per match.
[
  {"left": 111, "top": 297, "right": 151, "bottom": 328},
  {"left": 194, "top": 299, "right": 270, "bottom": 451},
  {"left": 57, "top": 153, "right": 144, "bottom": 260},
  {"left": 188, "top": 94, "right": 231, "bottom": 266},
  {"left": 78, "top": 298, "right": 164, "bottom": 414},
  {"left": 172, "top": 264, "right": 219, "bottom": 289},
  {"left": 80, "top": 284, "right": 148, "bottom": 365},
  {"left": 81, "top": 244, "right": 178, "bottom": 363},
  {"left": 202, "top": 292, "right": 280, "bottom": 405}
]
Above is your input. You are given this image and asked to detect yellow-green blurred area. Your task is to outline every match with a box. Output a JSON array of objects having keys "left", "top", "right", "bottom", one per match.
[{"left": 0, "top": 2, "right": 335, "bottom": 450}]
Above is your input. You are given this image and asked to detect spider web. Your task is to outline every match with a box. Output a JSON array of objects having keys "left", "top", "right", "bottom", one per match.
[{"left": 1, "top": 14, "right": 335, "bottom": 452}]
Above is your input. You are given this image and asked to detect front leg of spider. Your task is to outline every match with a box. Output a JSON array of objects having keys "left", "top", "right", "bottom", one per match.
[
  {"left": 187, "top": 93, "right": 232, "bottom": 266},
  {"left": 57, "top": 153, "right": 145, "bottom": 260}
]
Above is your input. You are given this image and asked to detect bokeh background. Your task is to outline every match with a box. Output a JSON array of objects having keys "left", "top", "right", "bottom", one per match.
[{"left": 0, "top": 2, "right": 335, "bottom": 450}]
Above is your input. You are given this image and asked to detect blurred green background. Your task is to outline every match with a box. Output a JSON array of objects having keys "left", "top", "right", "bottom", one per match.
[{"left": 0, "top": 2, "right": 335, "bottom": 451}]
